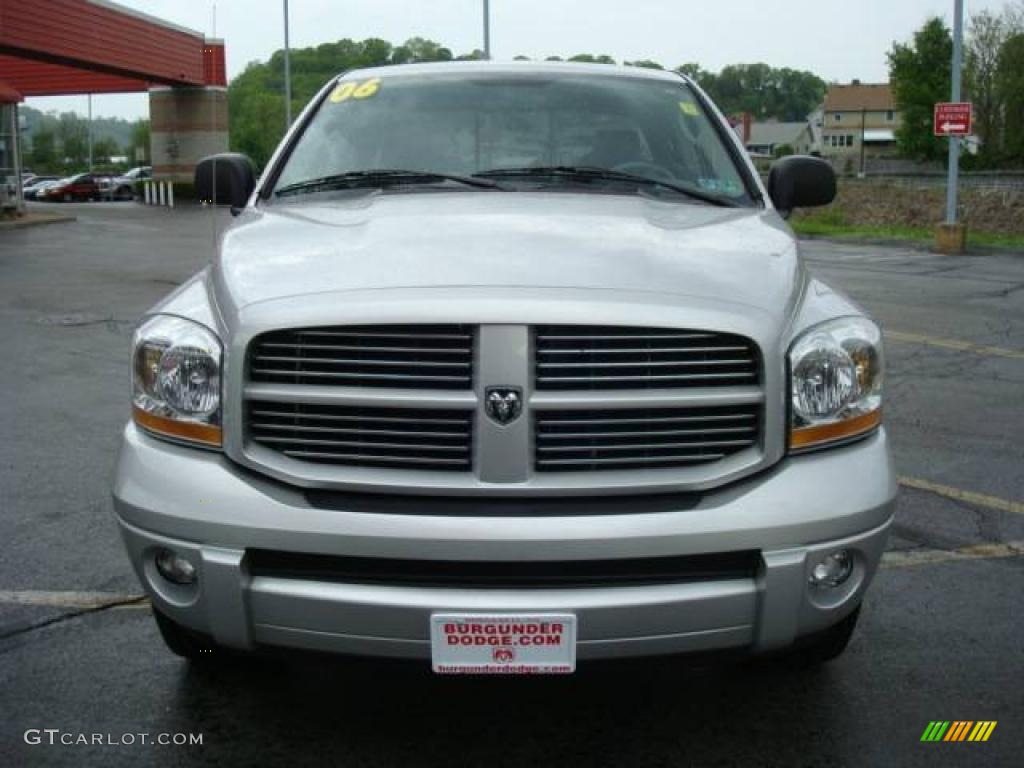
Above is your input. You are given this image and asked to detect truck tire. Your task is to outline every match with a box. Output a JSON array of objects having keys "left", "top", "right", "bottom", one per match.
[
  {"left": 793, "top": 606, "right": 861, "bottom": 664},
  {"left": 152, "top": 607, "right": 217, "bottom": 661}
]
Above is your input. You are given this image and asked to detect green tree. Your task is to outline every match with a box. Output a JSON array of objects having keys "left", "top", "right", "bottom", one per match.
[
  {"left": 56, "top": 113, "right": 88, "bottom": 168},
  {"left": 688, "top": 64, "right": 824, "bottom": 121},
  {"left": 626, "top": 59, "right": 663, "bottom": 70},
  {"left": 92, "top": 137, "right": 120, "bottom": 164},
  {"left": 888, "top": 17, "right": 953, "bottom": 162},
  {"left": 966, "top": 9, "right": 1009, "bottom": 159},
  {"left": 391, "top": 37, "right": 453, "bottom": 64},
  {"left": 29, "top": 126, "right": 57, "bottom": 171},
  {"left": 130, "top": 119, "right": 150, "bottom": 164},
  {"left": 568, "top": 54, "right": 616, "bottom": 64},
  {"left": 996, "top": 33, "right": 1024, "bottom": 163}
]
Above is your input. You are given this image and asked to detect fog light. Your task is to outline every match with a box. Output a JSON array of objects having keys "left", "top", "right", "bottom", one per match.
[
  {"left": 155, "top": 549, "right": 197, "bottom": 585},
  {"left": 809, "top": 549, "right": 853, "bottom": 588}
]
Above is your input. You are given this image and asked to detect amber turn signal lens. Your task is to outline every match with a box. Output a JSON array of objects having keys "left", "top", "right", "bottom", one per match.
[
  {"left": 133, "top": 406, "right": 222, "bottom": 447},
  {"left": 790, "top": 408, "right": 881, "bottom": 451}
]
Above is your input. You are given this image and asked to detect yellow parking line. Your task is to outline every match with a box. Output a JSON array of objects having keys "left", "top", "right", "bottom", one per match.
[
  {"left": 0, "top": 590, "right": 147, "bottom": 609},
  {"left": 881, "top": 541, "right": 1024, "bottom": 569},
  {"left": 885, "top": 330, "right": 1024, "bottom": 360},
  {"left": 899, "top": 476, "right": 1024, "bottom": 515}
]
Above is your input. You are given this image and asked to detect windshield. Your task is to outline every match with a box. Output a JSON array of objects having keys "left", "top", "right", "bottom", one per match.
[{"left": 271, "top": 70, "right": 754, "bottom": 205}]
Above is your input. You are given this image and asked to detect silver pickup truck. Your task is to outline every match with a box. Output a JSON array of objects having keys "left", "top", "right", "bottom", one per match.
[{"left": 113, "top": 62, "right": 895, "bottom": 673}]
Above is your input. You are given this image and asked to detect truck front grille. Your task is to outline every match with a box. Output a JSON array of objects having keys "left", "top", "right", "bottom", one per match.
[
  {"left": 248, "top": 324, "right": 474, "bottom": 390},
  {"left": 248, "top": 402, "right": 473, "bottom": 471},
  {"left": 247, "top": 549, "right": 761, "bottom": 588},
  {"left": 241, "top": 323, "right": 766, "bottom": 490},
  {"left": 534, "top": 325, "right": 759, "bottom": 390},
  {"left": 534, "top": 404, "right": 760, "bottom": 471}
]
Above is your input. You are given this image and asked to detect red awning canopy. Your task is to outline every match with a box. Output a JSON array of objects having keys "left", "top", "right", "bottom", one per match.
[
  {"left": 0, "top": 0, "right": 225, "bottom": 96},
  {"left": 0, "top": 82, "right": 23, "bottom": 103}
]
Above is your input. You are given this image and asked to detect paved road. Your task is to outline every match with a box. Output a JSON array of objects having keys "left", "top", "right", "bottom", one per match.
[{"left": 1, "top": 203, "right": 1021, "bottom": 767}]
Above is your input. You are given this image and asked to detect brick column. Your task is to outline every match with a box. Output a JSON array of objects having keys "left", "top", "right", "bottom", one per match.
[{"left": 149, "top": 85, "right": 228, "bottom": 183}]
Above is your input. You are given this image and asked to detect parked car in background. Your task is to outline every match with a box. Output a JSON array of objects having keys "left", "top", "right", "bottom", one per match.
[
  {"left": 110, "top": 166, "right": 152, "bottom": 200},
  {"left": 22, "top": 176, "right": 60, "bottom": 200},
  {"left": 43, "top": 173, "right": 104, "bottom": 202},
  {"left": 122, "top": 166, "right": 152, "bottom": 181}
]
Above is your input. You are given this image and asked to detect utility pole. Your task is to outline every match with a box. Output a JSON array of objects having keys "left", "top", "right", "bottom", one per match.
[
  {"left": 87, "top": 93, "right": 93, "bottom": 171},
  {"left": 283, "top": 0, "right": 292, "bottom": 128},
  {"left": 945, "top": 0, "right": 963, "bottom": 225},
  {"left": 860, "top": 107, "right": 866, "bottom": 177},
  {"left": 483, "top": 0, "right": 491, "bottom": 60}
]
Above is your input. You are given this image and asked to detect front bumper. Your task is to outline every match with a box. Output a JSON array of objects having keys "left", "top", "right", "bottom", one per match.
[{"left": 113, "top": 423, "right": 896, "bottom": 660}]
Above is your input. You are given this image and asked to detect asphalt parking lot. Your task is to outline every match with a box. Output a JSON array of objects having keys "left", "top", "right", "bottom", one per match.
[{"left": 1, "top": 201, "right": 1022, "bottom": 767}]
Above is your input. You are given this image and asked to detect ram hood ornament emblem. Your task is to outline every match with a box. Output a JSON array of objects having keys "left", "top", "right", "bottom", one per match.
[{"left": 484, "top": 387, "right": 523, "bottom": 425}]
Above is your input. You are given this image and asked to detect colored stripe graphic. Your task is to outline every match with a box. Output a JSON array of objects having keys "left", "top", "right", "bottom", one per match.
[
  {"left": 921, "top": 722, "right": 950, "bottom": 741},
  {"left": 944, "top": 721, "right": 972, "bottom": 741},
  {"left": 968, "top": 722, "right": 997, "bottom": 742},
  {"left": 921, "top": 721, "right": 996, "bottom": 742}
]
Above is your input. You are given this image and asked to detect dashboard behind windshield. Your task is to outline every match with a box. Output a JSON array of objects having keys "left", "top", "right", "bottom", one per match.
[{"left": 272, "top": 70, "right": 755, "bottom": 204}]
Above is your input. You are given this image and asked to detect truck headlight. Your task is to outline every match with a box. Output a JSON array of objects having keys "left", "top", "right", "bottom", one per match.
[
  {"left": 132, "top": 315, "right": 222, "bottom": 448},
  {"left": 788, "top": 316, "right": 883, "bottom": 451}
]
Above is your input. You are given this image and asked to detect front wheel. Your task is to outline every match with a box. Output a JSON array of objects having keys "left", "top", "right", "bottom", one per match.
[
  {"left": 153, "top": 607, "right": 217, "bottom": 661},
  {"left": 793, "top": 606, "right": 861, "bottom": 664}
]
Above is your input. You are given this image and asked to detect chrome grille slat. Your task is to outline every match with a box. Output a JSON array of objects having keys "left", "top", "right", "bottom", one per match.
[
  {"left": 294, "top": 331, "right": 472, "bottom": 340},
  {"left": 249, "top": 324, "right": 473, "bottom": 390},
  {"left": 251, "top": 369, "right": 469, "bottom": 383},
  {"left": 537, "top": 372, "right": 757, "bottom": 384},
  {"left": 258, "top": 436, "right": 469, "bottom": 452},
  {"left": 253, "top": 356, "right": 470, "bottom": 368},
  {"left": 248, "top": 401, "right": 473, "bottom": 471},
  {"left": 538, "top": 345, "right": 750, "bottom": 355},
  {"left": 280, "top": 451, "right": 469, "bottom": 467},
  {"left": 540, "top": 414, "right": 756, "bottom": 427},
  {"left": 535, "top": 405, "right": 760, "bottom": 472},
  {"left": 538, "top": 454, "right": 728, "bottom": 467},
  {"left": 538, "top": 441, "right": 754, "bottom": 453},
  {"left": 539, "top": 333, "right": 719, "bottom": 341},
  {"left": 542, "top": 427, "right": 756, "bottom": 439},
  {"left": 540, "top": 359, "right": 754, "bottom": 369},
  {"left": 260, "top": 343, "right": 471, "bottom": 355},
  {"left": 535, "top": 325, "right": 760, "bottom": 391},
  {"left": 250, "top": 423, "right": 469, "bottom": 439},
  {"left": 250, "top": 408, "right": 467, "bottom": 426}
]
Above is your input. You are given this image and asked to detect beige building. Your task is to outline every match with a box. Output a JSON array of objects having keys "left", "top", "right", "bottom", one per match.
[{"left": 820, "top": 82, "right": 900, "bottom": 164}]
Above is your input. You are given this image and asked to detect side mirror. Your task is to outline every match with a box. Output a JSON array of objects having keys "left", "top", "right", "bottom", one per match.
[
  {"left": 767, "top": 155, "right": 836, "bottom": 217},
  {"left": 195, "top": 153, "right": 256, "bottom": 212}
]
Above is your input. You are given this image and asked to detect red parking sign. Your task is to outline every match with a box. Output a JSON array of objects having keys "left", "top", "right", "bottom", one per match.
[{"left": 934, "top": 102, "right": 973, "bottom": 137}]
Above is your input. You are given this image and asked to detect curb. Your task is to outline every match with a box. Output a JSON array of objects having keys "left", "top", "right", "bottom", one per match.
[{"left": 0, "top": 214, "right": 77, "bottom": 232}]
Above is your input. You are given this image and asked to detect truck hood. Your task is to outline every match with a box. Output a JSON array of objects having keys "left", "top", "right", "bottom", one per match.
[{"left": 215, "top": 191, "right": 801, "bottom": 316}]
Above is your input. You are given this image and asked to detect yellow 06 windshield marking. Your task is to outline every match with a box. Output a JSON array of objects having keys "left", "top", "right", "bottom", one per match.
[{"left": 330, "top": 77, "right": 381, "bottom": 103}]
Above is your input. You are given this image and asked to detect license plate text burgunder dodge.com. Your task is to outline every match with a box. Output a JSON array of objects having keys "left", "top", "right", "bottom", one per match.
[{"left": 430, "top": 614, "right": 577, "bottom": 675}]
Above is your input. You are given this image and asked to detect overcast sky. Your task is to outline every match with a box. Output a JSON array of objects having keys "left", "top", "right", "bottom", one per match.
[{"left": 24, "top": 0, "right": 1011, "bottom": 121}]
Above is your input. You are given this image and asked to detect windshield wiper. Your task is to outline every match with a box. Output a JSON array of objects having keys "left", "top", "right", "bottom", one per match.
[
  {"left": 275, "top": 169, "right": 503, "bottom": 197},
  {"left": 473, "top": 166, "right": 740, "bottom": 207}
]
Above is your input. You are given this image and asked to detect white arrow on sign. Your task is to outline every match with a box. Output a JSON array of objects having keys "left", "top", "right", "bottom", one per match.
[{"left": 941, "top": 122, "right": 967, "bottom": 133}]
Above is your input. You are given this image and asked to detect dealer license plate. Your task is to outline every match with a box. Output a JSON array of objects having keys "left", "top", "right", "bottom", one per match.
[{"left": 430, "top": 613, "right": 577, "bottom": 675}]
